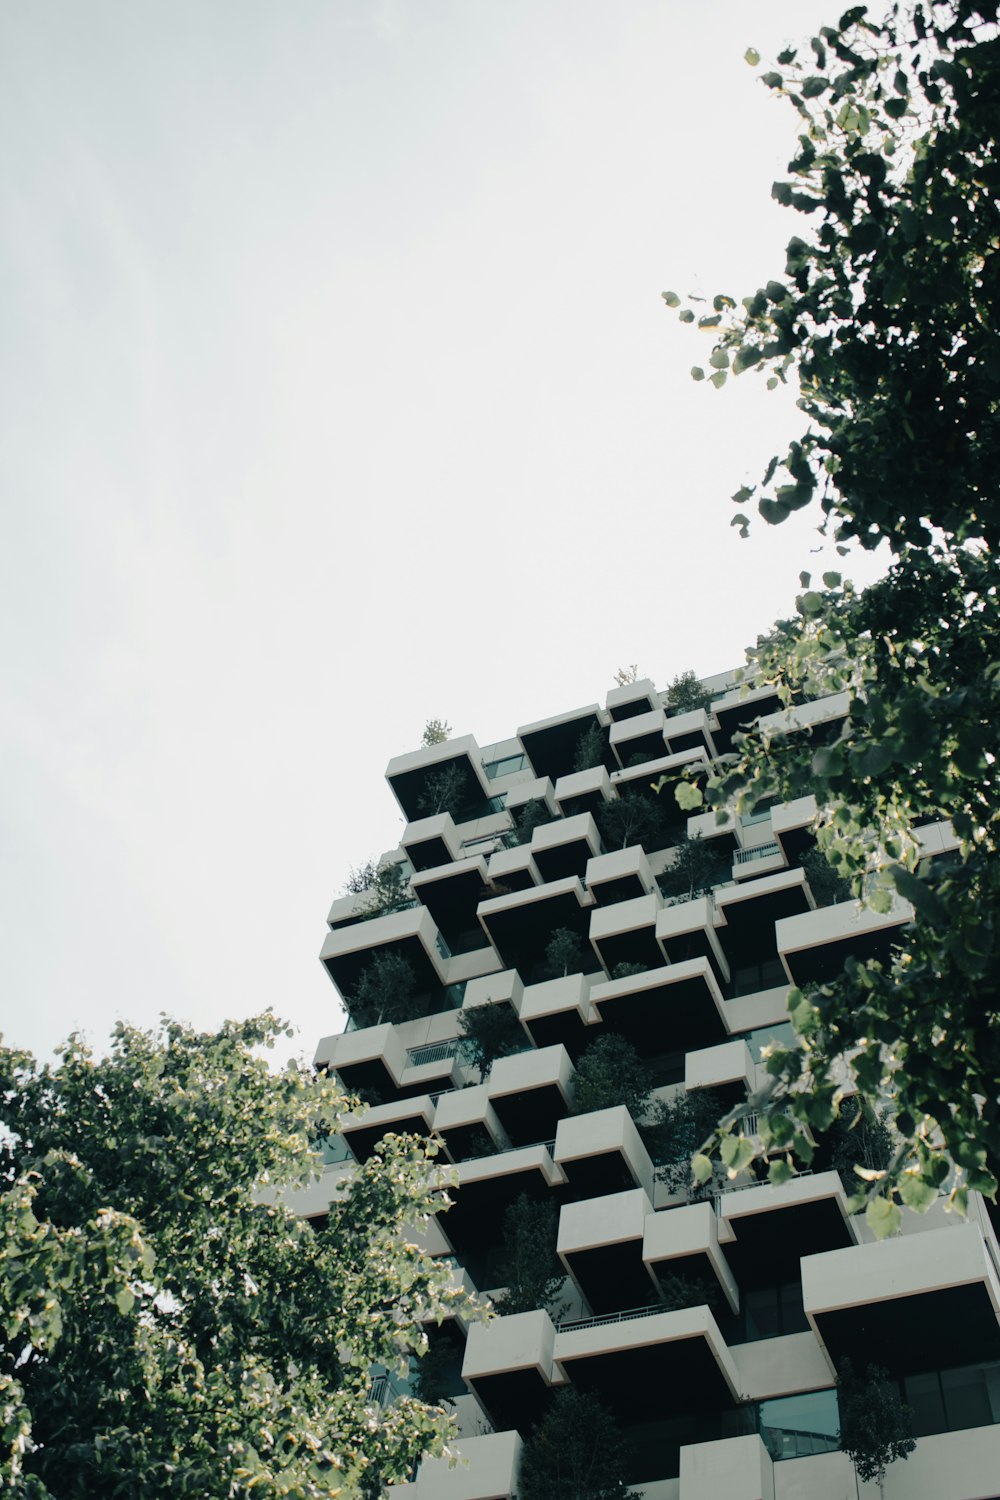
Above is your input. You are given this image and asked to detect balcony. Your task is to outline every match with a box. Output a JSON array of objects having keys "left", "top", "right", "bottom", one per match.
[
  {"left": 518, "top": 703, "right": 610, "bottom": 783},
  {"left": 606, "top": 677, "right": 660, "bottom": 722},
  {"left": 477, "top": 875, "right": 593, "bottom": 974},
  {"left": 462, "top": 1309, "right": 556, "bottom": 1434},
  {"left": 518, "top": 972, "right": 599, "bottom": 1058},
  {"left": 678, "top": 1433, "right": 774, "bottom": 1500},
  {"left": 391, "top": 1430, "right": 524, "bottom": 1500},
  {"left": 554, "top": 1106, "right": 656, "bottom": 1200},
  {"left": 642, "top": 1202, "right": 739, "bottom": 1314},
  {"left": 401, "top": 811, "right": 464, "bottom": 873},
  {"left": 770, "top": 794, "right": 818, "bottom": 864},
  {"left": 433, "top": 1084, "right": 509, "bottom": 1161},
  {"left": 314, "top": 1021, "right": 408, "bottom": 1099},
  {"left": 411, "top": 855, "right": 495, "bottom": 955},
  {"left": 319, "top": 903, "right": 451, "bottom": 1002},
  {"left": 557, "top": 1187, "right": 657, "bottom": 1313},
  {"left": 718, "top": 1172, "right": 858, "bottom": 1297},
  {"left": 656, "top": 898, "right": 730, "bottom": 991},
  {"left": 776, "top": 891, "right": 913, "bottom": 986},
  {"left": 339, "top": 1093, "right": 436, "bottom": 1163},
  {"left": 442, "top": 1143, "right": 565, "bottom": 1273},
  {"left": 386, "top": 735, "right": 492, "bottom": 824},
  {"left": 485, "top": 842, "right": 540, "bottom": 893},
  {"left": 710, "top": 683, "right": 782, "bottom": 756},
  {"left": 590, "top": 892, "right": 665, "bottom": 974},
  {"left": 610, "top": 708, "right": 669, "bottom": 769},
  {"left": 586, "top": 844, "right": 657, "bottom": 906},
  {"left": 553, "top": 764, "right": 614, "bottom": 817},
  {"left": 684, "top": 1038, "right": 755, "bottom": 1110},
  {"left": 505, "top": 774, "right": 557, "bottom": 816},
  {"left": 487, "top": 1043, "right": 575, "bottom": 1147},
  {"left": 731, "top": 841, "right": 785, "bottom": 883},
  {"left": 802, "top": 1221, "right": 1000, "bottom": 1378},
  {"left": 591, "top": 959, "right": 728, "bottom": 1057},
  {"left": 757, "top": 690, "right": 850, "bottom": 743},
  {"left": 663, "top": 707, "right": 718, "bottom": 759},
  {"left": 530, "top": 811, "right": 603, "bottom": 883}
]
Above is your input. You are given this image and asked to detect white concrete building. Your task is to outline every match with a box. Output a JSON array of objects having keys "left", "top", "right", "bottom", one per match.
[{"left": 312, "top": 673, "right": 1000, "bottom": 1499}]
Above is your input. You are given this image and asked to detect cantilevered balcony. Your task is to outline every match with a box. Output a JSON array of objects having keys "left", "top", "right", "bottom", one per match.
[
  {"left": 386, "top": 735, "right": 493, "bottom": 823},
  {"left": 656, "top": 897, "right": 729, "bottom": 991},
  {"left": 605, "top": 677, "right": 660, "bottom": 722},
  {"left": 590, "top": 893, "right": 665, "bottom": 974},
  {"left": 642, "top": 1202, "right": 740, "bottom": 1315},
  {"left": 485, "top": 843, "right": 540, "bottom": 894},
  {"left": 487, "top": 1043, "right": 575, "bottom": 1147},
  {"left": 558, "top": 1187, "right": 657, "bottom": 1313},
  {"left": 319, "top": 903, "right": 451, "bottom": 1002},
  {"left": 802, "top": 1221, "right": 1000, "bottom": 1378},
  {"left": 441, "top": 1144, "right": 565, "bottom": 1281},
  {"left": 391, "top": 1431, "right": 524, "bottom": 1500},
  {"left": 314, "top": 1021, "right": 408, "bottom": 1098},
  {"left": 714, "top": 868, "right": 812, "bottom": 996},
  {"left": 770, "top": 795, "right": 818, "bottom": 864},
  {"left": 719, "top": 1171, "right": 858, "bottom": 1296},
  {"left": 518, "top": 972, "right": 599, "bottom": 1058},
  {"left": 678, "top": 1434, "right": 775, "bottom": 1500},
  {"left": 663, "top": 707, "right": 718, "bottom": 759},
  {"left": 554, "top": 1106, "right": 655, "bottom": 1200},
  {"left": 591, "top": 959, "right": 728, "bottom": 1058},
  {"left": 684, "top": 1037, "right": 755, "bottom": 1111},
  {"left": 433, "top": 1084, "right": 509, "bottom": 1161},
  {"left": 710, "top": 683, "right": 783, "bottom": 756},
  {"left": 757, "top": 690, "right": 850, "bottom": 744},
  {"left": 518, "top": 703, "right": 611, "bottom": 783},
  {"left": 477, "top": 875, "right": 593, "bottom": 976},
  {"left": 462, "top": 1310, "right": 556, "bottom": 1435},
  {"left": 339, "top": 1093, "right": 436, "bottom": 1163},
  {"left": 553, "top": 764, "right": 614, "bottom": 817},
  {"left": 530, "top": 811, "right": 603, "bottom": 884},
  {"left": 401, "top": 812, "right": 464, "bottom": 873},
  {"left": 410, "top": 855, "right": 495, "bottom": 955},
  {"left": 586, "top": 844, "right": 656, "bottom": 906},
  {"left": 610, "top": 708, "right": 669, "bottom": 769},
  {"left": 776, "top": 891, "right": 913, "bottom": 986},
  {"left": 505, "top": 775, "right": 557, "bottom": 817}
]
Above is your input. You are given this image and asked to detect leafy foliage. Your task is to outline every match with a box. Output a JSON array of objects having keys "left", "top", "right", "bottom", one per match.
[
  {"left": 799, "top": 843, "right": 851, "bottom": 907},
  {"left": 347, "top": 951, "right": 422, "bottom": 1030},
  {"left": 572, "top": 1035, "right": 652, "bottom": 1120},
  {"left": 596, "top": 787, "right": 668, "bottom": 852},
  {"left": 490, "top": 1195, "right": 565, "bottom": 1318},
  {"left": 501, "top": 798, "right": 556, "bottom": 849},
  {"left": 612, "top": 664, "right": 642, "bottom": 686},
  {"left": 457, "top": 1003, "right": 527, "bottom": 1082},
  {"left": 421, "top": 719, "right": 452, "bottom": 747},
  {"left": 665, "top": 670, "right": 712, "bottom": 716},
  {"left": 571, "top": 722, "right": 606, "bottom": 775},
  {"left": 644, "top": 1089, "right": 726, "bottom": 1195},
  {"left": 663, "top": 1, "right": 1000, "bottom": 1226},
  {"left": 343, "top": 860, "right": 414, "bottom": 920},
  {"left": 657, "top": 1272, "right": 717, "bottom": 1313},
  {"left": 542, "top": 928, "right": 590, "bottom": 980},
  {"left": 0, "top": 1015, "right": 478, "bottom": 1499},
  {"left": 838, "top": 1359, "right": 915, "bottom": 1489},
  {"left": 416, "top": 764, "right": 467, "bottom": 819},
  {"left": 826, "top": 1095, "right": 893, "bottom": 1195},
  {"left": 519, "top": 1387, "right": 633, "bottom": 1500},
  {"left": 657, "top": 832, "right": 730, "bottom": 903}
]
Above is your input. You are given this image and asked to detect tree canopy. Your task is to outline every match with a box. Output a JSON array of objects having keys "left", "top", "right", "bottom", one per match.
[
  {"left": 664, "top": 1, "right": 1000, "bottom": 1231},
  {"left": 0, "top": 1014, "right": 476, "bottom": 1499}
]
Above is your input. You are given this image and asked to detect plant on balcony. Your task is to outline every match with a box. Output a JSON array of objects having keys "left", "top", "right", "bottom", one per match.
[
  {"left": 542, "top": 927, "right": 589, "bottom": 980},
  {"left": 421, "top": 718, "right": 452, "bottom": 747},
  {"left": 572, "top": 1034, "right": 652, "bottom": 1121},
  {"left": 610, "top": 960, "right": 647, "bottom": 979},
  {"left": 348, "top": 951, "right": 422, "bottom": 1029},
  {"left": 826, "top": 1096, "right": 893, "bottom": 1197},
  {"left": 645, "top": 1088, "right": 726, "bottom": 1195},
  {"left": 596, "top": 786, "right": 668, "bottom": 852},
  {"left": 501, "top": 797, "right": 555, "bottom": 849},
  {"left": 411, "top": 1327, "right": 463, "bottom": 1406},
  {"left": 519, "top": 1387, "right": 633, "bottom": 1500},
  {"left": 0, "top": 1013, "right": 479, "bottom": 1500},
  {"left": 490, "top": 1194, "right": 566, "bottom": 1318},
  {"left": 457, "top": 1002, "right": 527, "bottom": 1082},
  {"left": 571, "top": 721, "right": 605, "bottom": 775},
  {"left": 657, "top": 831, "right": 729, "bottom": 903},
  {"left": 799, "top": 844, "right": 851, "bottom": 908},
  {"left": 613, "top": 663, "right": 642, "bottom": 686},
  {"left": 665, "top": 670, "right": 712, "bottom": 716},
  {"left": 416, "top": 762, "right": 467, "bottom": 819},
  {"left": 344, "top": 859, "right": 414, "bottom": 920},
  {"left": 657, "top": 1271, "right": 718, "bottom": 1313},
  {"left": 838, "top": 1359, "right": 915, "bottom": 1496}
]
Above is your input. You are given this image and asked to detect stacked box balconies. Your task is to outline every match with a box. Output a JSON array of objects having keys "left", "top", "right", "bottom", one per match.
[{"left": 313, "top": 685, "right": 1000, "bottom": 1499}]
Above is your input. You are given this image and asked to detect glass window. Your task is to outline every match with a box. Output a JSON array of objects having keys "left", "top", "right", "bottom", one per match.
[
  {"left": 483, "top": 754, "right": 528, "bottom": 780},
  {"left": 902, "top": 1371, "right": 946, "bottom": 1437},
  {"left": 759, "top": 1388, "right": 840, "bottom": 1461},
  {"left": 745, "top": 1021, "right": 796, "bottom": 1063},
  {"left": 942, "top": 1364, "right": 996, "bottom": 1432}
]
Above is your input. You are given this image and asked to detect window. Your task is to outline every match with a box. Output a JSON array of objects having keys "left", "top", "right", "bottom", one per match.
[{"left": 483, "top": 753, "right": 528, "bottom": 780}]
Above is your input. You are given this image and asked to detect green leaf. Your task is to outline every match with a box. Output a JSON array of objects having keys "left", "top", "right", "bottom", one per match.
[
  {"left": 868, "top": 887, "right": 893, "bottom": 915},
  {"left": 709, "top": 349, "right": 730, "bottom": 370},
  {"left": 866, "top": 1196, "right": 901, "bottom": 1239},
  {"left": 889, "top": 865, "right": 947, "bottom": 925},
  {"left": 721, "top": 1135, "right": 756, "bottom": 1177},
  {"left": 745, "top": 47, "right": 760, "bottom": 66},
  {"left": 678, "top": 308, "right": 695, "bottom": 323},
  {"left": 691, "top": 1153, "right": 713, "bottom": 1184},
  {"left": 115, "top": 1287, "right": 135, "bottom": 1316},
  {"left": 898, "top": 1174, "right": 938, "bottom": 1212},
  {"left": 709, "top": 370, "right": 728, "bottom": 389},
  {"left": 822, "top": 571, "right": 842, "bottom": 588},
  {"left": 691, "top": 366, "right": 705, "bottom": 382},
  {"left": 800, "top": 591, "right": 825, "bottom": 616},
  {"left": 769, "top": 1158, "right": 793, "bottom": 1186},
  {"left": 662, "top": 291, "right": 681, "bottom": 307},
  {"left": 675, "top": 781, "right": 704, "bottom": 811}
]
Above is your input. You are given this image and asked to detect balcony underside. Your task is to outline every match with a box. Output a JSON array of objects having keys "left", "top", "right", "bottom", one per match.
[
  {"left": 724, "top": 1197, "right": 854, "bottom": 1290},
  {"left": 815, "top": 1282, "right": 1000, "bottom": 1378},
  {"left": 594, "top": 967, "right": 726, "bottom": 1055}
]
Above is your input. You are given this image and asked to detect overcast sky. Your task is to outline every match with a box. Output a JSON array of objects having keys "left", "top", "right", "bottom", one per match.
[{"left": 1, "top": 1, "right": 887, "bottom": 1064}]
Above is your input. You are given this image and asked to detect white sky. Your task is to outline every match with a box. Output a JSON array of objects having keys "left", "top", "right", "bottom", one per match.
[{"left": 1, "top": 1, "right": 887, "bottom": 1063}]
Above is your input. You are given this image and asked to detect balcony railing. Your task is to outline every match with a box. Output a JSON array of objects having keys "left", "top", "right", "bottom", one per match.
[
  {"left": 733, "top": 841, "right": 781, "bottom": 867},
  {"left": 407, "top": 1039, "right": 461, "bottom": 1068},
  {"left": 557, "top": 1302, "right": 664, "bottom": 1333}
]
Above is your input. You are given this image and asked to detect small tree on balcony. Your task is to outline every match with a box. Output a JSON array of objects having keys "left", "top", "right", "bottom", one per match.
[
  {"left": 826, "top": 1096, "right": 893, "bottom": 1196},
  {"left": 501, "top": 798, "right": 554, "bottom": 849},
  {"left": 665, "top": 669, "right": 712, "bottom": 716},
  {"left": 572, "top": 1034, "right": 652, "bottom": 1121},
  {"left": 800, "top": 844, "right": 852, "bottom": 907},
  {"left": 421, "top": 719, "right": 452, "bottom": 747},
  {"left": 348, "top": 951, "right": 422, "bottom": 1029},
  {"left": 613, "top": 664, "right": 642, "bottom": 686},
  {"left": 657, "top": 832, "right": 729, "bottom": 904},
  {"left": 457, "top": 1002, "right": 526, "bottom": 1082},
  {"left": 543, "top": 927, "right": 589, "bottom": 980},
  {"left": 645, "top": 1088, "right": 726, "bottom": 1195},
  {"left": 838, "top": 1359, "right": 915, "bottom": 1496},
  {"left": 344, "top": 860, "right": 413, "bottom": 919},
  {"left": 571, "top": 722, "right": 606, "bottom": 775},
  {"left": 491, "top": 1194, "right": 566, "bottom": 1318},
  {"left": 417, "top": 763, "right": 467, "bottom": 819},
  {"left": 596, "top": 787, "right": 668, "bottom": 852},
  {"left": 519, "top": 1387, "right": 632, "bottom": 1500}
]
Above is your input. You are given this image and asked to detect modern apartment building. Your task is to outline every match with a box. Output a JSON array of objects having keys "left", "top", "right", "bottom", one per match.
[{"left": 311, "top": 672, "right": 1000, "bottom": 1500}]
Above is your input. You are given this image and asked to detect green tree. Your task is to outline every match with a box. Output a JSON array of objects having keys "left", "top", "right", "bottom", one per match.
[
  {"left": 596, "top": 787, "right": 668, "bottom": 852},
  {"left": 799, "top": 844, "right": 851, "bottom": 908},
  {"left": 645, "top": 1089, "right": 726, "bottom": 1195},
  {"left": 826, "top": 1096, "right": 893, "bottom": 1196},
  {"left": 664, "top": 2, "right": 1000, "bottom": 1228},
  {"left": 421, "top": 719, "right": 451, "bottom": 747},
  {"left": 543, "top": 928, "right": 589, "bottom": 980},
  {"left": 348, "top": 951, "right": 421, "bottom": 1030},
  {"left": 490, "top": 1195, "right": 565, "bottom": 1318},
  {"left": 571, "top": 722, "right": 606, "bottom": 774},
  {"left": 665, "top": 670, "right": 712, "bottom": 716},
  {"left": 457, "top": 1003, "right": 527, "bottom": 1082},
  {"left": 344, "top": 860, "right": 414, "bottom": 920},
  {"left": 416, "top": 763, "right": 467, "bottom": 819},
  {"left": 501, "top": 798, "right": 555, "bottom": 849},
  {"left": 0, "top": 1014, "right": 478, "bottom": 1500},
  {"left": 519, "top": 1387, "right": 633, "bottom": 1500},
  {"left": 657, "top": 832, "right": 730, "bottom": 903},
  {"left": 838, "top": 1359, "right": 915, "bottom": 1495},
  {"left": 572, "top": 1035, "right": 652, "bottom": 1121},
  {"left": 613, "top": 664, "right": 642, "bottom": 686}
]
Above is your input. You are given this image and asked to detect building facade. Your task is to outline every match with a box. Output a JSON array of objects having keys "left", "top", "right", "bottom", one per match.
[{"left": 312, "top": 672, "right": 1000, "bottom": 1500}]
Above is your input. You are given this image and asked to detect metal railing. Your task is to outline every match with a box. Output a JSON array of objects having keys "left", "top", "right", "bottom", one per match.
[
  {"left": 406, "top": 1039, "right": 460, "bottom": 1068},
  {"left": 557, "top": 1302, "right": 664, "bottom": 1334},
  {"left": 734, "top": 841, "right": 781, "bottom": 867}
]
